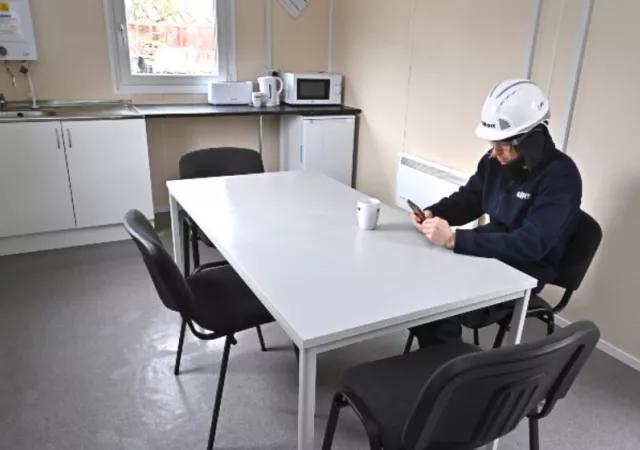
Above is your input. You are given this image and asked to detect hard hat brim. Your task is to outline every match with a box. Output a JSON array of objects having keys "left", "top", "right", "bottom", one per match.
[{"left": 475, "top": 123, "right": 518, "bottom": 142}]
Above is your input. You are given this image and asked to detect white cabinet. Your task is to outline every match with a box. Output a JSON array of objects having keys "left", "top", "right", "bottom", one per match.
[
  {"left": 63, "top": 119, "right": 153, "bottom": 227},
  {"left": 0, "top": 118, "right": 154, "bottom": 254},
  {"left": 280, "top": 116, "right": 355, "bottom": 186},
  {"left": 0, "top": 121, "right": 75, "bottom": 237}
]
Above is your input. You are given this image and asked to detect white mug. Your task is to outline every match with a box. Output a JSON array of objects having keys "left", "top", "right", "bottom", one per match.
[
  {"left": 251, "top": 92, "right": 265, "bottom": 107},
  {"left": 357, "top": 198, "right": 381, "bottom": 230}
]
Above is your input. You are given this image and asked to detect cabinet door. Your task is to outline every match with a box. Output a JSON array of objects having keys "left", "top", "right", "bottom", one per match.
[
  {"left": 302, "top": 117, "right": 355, "bottom": 185},
  {"left": 0, "top": 121, "right": 75, "bottom": 238},
  {"left": 63, "top": 119, "right": 154, "bottom": 228}
]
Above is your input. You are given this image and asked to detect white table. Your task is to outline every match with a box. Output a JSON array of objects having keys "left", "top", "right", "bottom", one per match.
[{"left": 167, "top": 171, "right": 536, "bottom": 449}]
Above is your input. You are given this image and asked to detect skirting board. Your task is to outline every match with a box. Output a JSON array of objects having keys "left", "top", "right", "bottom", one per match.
[
  {"left": 0, "top": 222, "right": 152, "bottom": 256},
  {"left": 556, "top": 315, "right": 640, "bottom": 373}
]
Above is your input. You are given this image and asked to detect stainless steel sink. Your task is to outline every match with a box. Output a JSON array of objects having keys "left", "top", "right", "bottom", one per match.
[{"left": 0, "top": 109, "right": 57, "bottom": 118}]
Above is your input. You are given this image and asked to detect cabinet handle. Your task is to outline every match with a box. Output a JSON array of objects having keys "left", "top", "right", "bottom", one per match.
[
  {"left": 54, "top": 128, "right": 61, "bottom": 149},
  {"left": 66, "top": 128, "right": 72, "bottom": 148}
]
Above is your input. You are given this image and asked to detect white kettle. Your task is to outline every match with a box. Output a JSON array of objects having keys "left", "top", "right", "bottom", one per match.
[{"left": 258, "top": 76, "right": 284, "bottom": 106}]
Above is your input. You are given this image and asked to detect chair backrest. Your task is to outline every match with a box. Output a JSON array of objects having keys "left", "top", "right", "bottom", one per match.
[
  {"left": 402, "top": 321, "right": 600, "bottom": 450},
  {"left": 553, "top": 210, "right": 602, "bottom": 291},
  {"left": 123, "top": 210, "right": 194, "bottom": 316},
  {"left": 179, "top": 147, "right": 264, "bottom": 180}
]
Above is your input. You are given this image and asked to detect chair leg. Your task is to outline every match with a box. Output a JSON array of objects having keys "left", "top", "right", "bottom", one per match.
[
  {"left": 191, "top": 225, "right": 201, "bottom": 270},
  {"left": 256, "top": 326, "right": 267, "bottom": 351},
  {"left": 182, "top": 218, "right": 191, "bottom": 276},
  {"left": 529, "top": 417, "right": 540, "bottom": 450},
  {"left": 207, "top": 335, "right": 233, "bottom": 450},
  {"left": 403, "top": 330, "right": 415, "bottom": 354},
  {"left": 546, "top": 313, "right": 555, "bottom": 335},
  {"left": 174, "top": 319, "right": 187, "bottom": 375},
  {"left": 493, "top": 322, "right": 509, "bottom": 348},
  {"left": 473, "top": 328, "right": 480, "bottom": 346},
  {"left": 322, "top": 394, "right": 346, "bottom": 450}
]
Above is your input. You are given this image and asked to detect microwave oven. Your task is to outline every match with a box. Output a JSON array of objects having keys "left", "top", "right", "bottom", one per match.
[{"left": 283, "top": 72, "right": 343, "bottom": 105}]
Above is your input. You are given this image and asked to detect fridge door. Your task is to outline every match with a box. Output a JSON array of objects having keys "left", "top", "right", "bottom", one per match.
[{"left": 301, "top": 116, "right": 355, "bottom": 186}]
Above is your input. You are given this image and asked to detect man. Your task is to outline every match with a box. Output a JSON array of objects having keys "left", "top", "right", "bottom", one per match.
[{"left": 411, "top": 79, "right": 582, "bottom": 347}]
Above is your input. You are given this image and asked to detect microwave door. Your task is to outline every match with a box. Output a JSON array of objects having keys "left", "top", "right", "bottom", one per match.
[{"left": 297, "top": 79, "right": 330, "bottom": 101}]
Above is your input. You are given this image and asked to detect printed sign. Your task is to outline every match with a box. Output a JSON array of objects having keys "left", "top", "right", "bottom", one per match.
[{"left": 0, "top": 1, "right": 22, "bottom": 40}]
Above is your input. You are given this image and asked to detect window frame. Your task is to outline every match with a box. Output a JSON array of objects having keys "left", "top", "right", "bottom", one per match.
[{"left": 103, "top": 0, "right": 236, "bottom": 94}]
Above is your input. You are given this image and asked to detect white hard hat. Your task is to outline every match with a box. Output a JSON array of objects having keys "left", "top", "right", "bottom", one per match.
[{"left": 475, "top": 79, "right": 550, "bottom": 141}]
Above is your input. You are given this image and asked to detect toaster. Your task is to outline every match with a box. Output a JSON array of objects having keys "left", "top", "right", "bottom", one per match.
[{"left": 207, "top": 81, "right": 253, "bottom": 105}]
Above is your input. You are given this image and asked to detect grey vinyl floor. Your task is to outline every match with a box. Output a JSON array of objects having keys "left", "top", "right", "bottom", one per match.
[{"left": 1, "top": 227, "right": 639, "bottom": 449}]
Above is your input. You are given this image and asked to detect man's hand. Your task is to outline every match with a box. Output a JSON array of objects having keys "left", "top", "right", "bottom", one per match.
[
  {"left": 420, "top": 217, "right": 455, "bottom": 249},
  {"left": 411, "top": 209, "right": 433, "bottom": 231}
]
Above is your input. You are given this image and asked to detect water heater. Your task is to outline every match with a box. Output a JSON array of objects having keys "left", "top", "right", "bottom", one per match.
[{"left": 0, "top": 0, "right": 37, "bottom": 60}]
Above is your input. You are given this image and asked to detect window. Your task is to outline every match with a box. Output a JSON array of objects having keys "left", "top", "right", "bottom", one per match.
[{"left": 104, "top": 0, "right": 235, "bottom": 93}]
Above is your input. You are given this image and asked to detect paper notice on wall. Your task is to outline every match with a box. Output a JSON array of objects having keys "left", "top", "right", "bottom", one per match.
[
  {"left": 0, "top": 2, "right": 23, "bottom": 41},
  {"left": 278, "top": 0, "right": 311, "bottom": 18}
]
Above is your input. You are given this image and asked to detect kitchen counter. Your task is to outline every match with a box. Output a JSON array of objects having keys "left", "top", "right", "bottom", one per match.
[
  {"left": 135, "top": 103, "right": 361, "bottom": 118},
  {"left": 0, "top": 101, "right": 361, "bottom": 123}
]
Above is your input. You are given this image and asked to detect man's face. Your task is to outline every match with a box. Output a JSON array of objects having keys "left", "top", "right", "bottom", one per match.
[{"left": 490, "top": 141, "right": 519, "bottom": 165}]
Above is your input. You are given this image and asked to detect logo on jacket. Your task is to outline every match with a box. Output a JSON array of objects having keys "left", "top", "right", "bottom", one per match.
[{"left": 516, "top": 191, "right": 531, "bottom": 200}]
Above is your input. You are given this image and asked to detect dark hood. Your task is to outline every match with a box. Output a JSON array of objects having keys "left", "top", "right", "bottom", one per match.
[{"left": 502, "top": 125, "right": 558, "bottom": 180}]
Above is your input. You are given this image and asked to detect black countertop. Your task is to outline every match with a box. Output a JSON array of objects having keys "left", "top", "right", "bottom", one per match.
[
  {"left": 0, "top": 101, "right": 361, "bottom": 123},
  {"left": 135, "top": 103, "right": 361, "bottom": 118}
]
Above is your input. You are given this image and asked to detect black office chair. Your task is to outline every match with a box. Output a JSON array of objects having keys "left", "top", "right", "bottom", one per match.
[
  {"left": 491, "top": 210, "right": 603, "bottom": 347},
  {"left": 179, "top": 147, "right": 264, "bottom": 273},
  {"left": 123, "top": 210, "right": 274, "bottom": 450},
  {"left": 323, "top": 320, "right": 600, "bottom": 450},
  {"left": 179, "top": 147, "right": 268, "bottom": 352},
  {"left": 404, "top": 210, "right": 602, "bottom": 352}
]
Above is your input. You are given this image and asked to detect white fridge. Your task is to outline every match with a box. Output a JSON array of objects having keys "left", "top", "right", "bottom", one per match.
[{"left": 280, "top": 115, "right": 356, "bottom": 186}]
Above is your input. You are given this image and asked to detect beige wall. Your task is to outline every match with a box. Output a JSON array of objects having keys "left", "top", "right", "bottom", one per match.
[
  {"left": 272, "top": 0, "right": 329, "bottom": 72},
  {"left": 333, "top": 0, "right": 640, "bottom": 360},
  {"left": 560, "top": 0, "right": 640, "bottom": 354},
  {"left": 403, "top": 0, "right": 532, "bottom": 173},
  {"left": 332, "top": 0, "right": 413, "bottom": 202}
]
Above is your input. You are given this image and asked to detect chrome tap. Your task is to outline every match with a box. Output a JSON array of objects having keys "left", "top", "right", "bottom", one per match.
[{"left": 0, "top": 93, "right": 6, "bottom": 112}]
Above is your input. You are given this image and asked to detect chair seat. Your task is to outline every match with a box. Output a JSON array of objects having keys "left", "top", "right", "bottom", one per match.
[
  {"left": 186, "top": 265, "right": 274, "bottom": 335},
  {"left": 459, "top": 294, "right": 554, "bottom": 330},
  {"left": 341, "top": 342, "right": 480, "bottom": 449}
]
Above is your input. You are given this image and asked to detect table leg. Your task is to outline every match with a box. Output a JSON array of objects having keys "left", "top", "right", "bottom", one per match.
[
  {"left": 485, "top": 288, "right": 532, "bottom": 450},
  {"left": 298, "top": 347, "right": 317, "bottom": 450},
  {"left": 169, "top": 194, "right": 183, "bottom": 271},
  {"left": 504, "top": 288, "right": 531, "bottom": 346}
]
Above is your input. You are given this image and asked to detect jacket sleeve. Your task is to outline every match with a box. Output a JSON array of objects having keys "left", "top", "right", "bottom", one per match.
[
  {"left": 427, "top": 155, "right": 488, "bottom": 226},
  {"left": 453, "top": 162, "right": 582, "bottom": 263}
]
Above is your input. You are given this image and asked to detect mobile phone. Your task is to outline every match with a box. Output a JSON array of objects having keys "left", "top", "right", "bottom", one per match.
[{"left": 407, "top": 199, "right": 427, "bottom": 223}]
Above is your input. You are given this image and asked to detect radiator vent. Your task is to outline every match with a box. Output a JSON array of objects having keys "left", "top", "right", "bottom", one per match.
[
  {"left": 399, "top": 156, "right": 468, "bottom": 187},
  {"left": 395, "top": 152, "right": 474, "bottom": 225}
]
